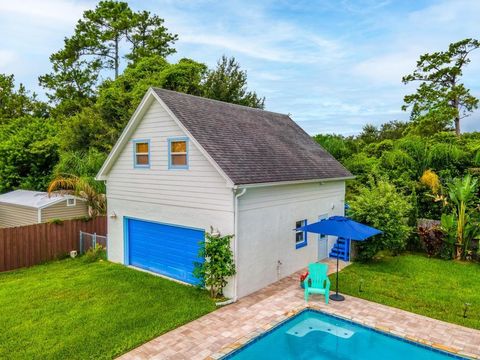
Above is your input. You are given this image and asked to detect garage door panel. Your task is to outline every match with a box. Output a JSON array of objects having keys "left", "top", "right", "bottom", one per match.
[{"left": 127, "top": 218, "right": 204, "bottom": 284}]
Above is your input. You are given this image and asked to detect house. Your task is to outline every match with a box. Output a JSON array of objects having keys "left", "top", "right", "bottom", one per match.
[
  {"left": 0, "top": 190, "right": 89, "bottom": 228},
  {"left": 96, "top": 88, "right": 353, "bottom": 299}
]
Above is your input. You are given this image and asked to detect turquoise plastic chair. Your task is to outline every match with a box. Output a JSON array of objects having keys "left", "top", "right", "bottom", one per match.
[{"left": 304, "top": 263, "right": 330, "bottom": 304}]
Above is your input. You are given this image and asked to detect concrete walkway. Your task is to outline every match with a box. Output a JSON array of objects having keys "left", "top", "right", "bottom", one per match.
[{"left": 119, "top": 259, "right": 480, "bottom": 359}]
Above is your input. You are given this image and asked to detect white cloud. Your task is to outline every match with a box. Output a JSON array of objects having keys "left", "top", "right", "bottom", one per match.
[
  {"left": 0, "top": 50, "right": 17, "bottom": 69},
  {"left": 0, "top": 0, "right": 90, "bottom": 23},
  {"left": 1, "top": 0, "right": 479, "bottom": 135}
]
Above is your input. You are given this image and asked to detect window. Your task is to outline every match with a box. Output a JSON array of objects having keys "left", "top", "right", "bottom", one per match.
[
  {"left": 168, "top": 138, "right": 188, "bottom": 169},
  {"left": 67, "top": 198, "right": 76, "bottom": 207},
  {"left": 295, "top": 219, "right": 307, "bottom": 249},
  {"left": 133, "top": 140, "right": 150, "bottom": 168},
  {"left": 318, "top": 214, "right": 329, "bottom": 240}
]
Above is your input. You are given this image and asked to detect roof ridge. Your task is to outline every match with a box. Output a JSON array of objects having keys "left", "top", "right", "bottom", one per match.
[{"left": 152, "top": 87, "right": 291, "bottom": 118}]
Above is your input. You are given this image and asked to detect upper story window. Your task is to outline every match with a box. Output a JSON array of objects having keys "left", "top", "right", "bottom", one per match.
[
  {"left": 168, "top": 138, "right": 189, "bottom": 169},
  {"left": 67, "top": 198, "right": 76, "bottom": 206},
  {"left": 295, "top": 219, "right": 308, "bottom": 249},
  {"left": 133, "top": 139, "right": 150, "bottom": 168}
]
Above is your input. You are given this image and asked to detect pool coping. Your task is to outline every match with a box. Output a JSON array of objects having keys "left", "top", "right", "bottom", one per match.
[{"left": 212, "top": 304, "right": 478, "bottom": 360}]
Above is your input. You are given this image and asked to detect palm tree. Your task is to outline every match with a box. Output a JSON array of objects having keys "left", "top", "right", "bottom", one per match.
[
  {"left": 447, "top": 174, "right": 478, "bottom": 259},
  {"left": 48, "top": 174, "right": 106, "bottom": 217}
]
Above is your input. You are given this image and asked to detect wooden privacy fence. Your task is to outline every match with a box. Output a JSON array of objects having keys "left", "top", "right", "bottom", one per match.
[{"left": 0, "top": 216, "right": 107, "bottom": 272}]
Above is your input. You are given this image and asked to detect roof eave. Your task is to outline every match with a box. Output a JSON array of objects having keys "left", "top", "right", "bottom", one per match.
[
  {"left": 95, "top": 88, "right": 157, "bottom": 181},
  {"left": 233, "top": 175, "right": 355, "bottom": 189}
]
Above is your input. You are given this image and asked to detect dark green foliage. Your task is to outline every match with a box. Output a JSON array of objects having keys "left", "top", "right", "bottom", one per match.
[
  {"left": 0, "top": 74, "right": 48, "bottom": 123},
  {"left": 378, "top": 120, "right": 409, "bottom": 140},
  {"left": 0, "top": 117, "right": 59, "bottom": 192},
  {"left": 349, "top": 180, "right": 412, "bottom": 261},
  {"left": 313, "top": 134, "right": 353, "bottom": 161},
  {"left": 58, "top": 107, "right": 114, "bottom": 153},
  {"left": 39, "top": 0, "right": 177, "bottom": 115},
  {"left": 203, "top": 56, "right": 265, "bottom": 109}
]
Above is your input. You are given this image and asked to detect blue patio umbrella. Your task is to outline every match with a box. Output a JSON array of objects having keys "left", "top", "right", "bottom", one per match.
[{"left": 296, "top": 216, "right": 382, "bottom": 301}]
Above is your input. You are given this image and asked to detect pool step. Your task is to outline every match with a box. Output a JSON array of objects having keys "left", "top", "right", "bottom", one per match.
[{"left": 286, "top": 318, "right": 354, "bottom": 339}]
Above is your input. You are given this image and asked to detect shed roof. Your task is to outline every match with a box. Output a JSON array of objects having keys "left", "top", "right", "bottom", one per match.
[{"left": 0, "top": 190, "right": 71, "bottom": 209}]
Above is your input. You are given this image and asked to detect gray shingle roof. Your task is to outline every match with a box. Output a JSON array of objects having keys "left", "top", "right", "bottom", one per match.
[{"left": 154, "top": 88, "right": 352, "bottom": 185}]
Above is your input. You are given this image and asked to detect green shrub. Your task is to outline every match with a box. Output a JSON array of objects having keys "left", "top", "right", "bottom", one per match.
[
  {"left": 194, "top": 231, "right": 236, "bottom": 299},
  {"left": 349, "top": 180, "right": 412, "bottom": 261},
  {"left": 48, "top": 218, "right": 64, "bottom": 225},
  {"left": 83, "top": 244, "right": 106, "bottom": 263},
  {"left": 313, "top": 134, "right": 352, "bottom": 161}
]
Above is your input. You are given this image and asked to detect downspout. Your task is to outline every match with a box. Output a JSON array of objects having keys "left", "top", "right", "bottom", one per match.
[{"left": 233, "top": 187, "right": 247, "bottom": 302}]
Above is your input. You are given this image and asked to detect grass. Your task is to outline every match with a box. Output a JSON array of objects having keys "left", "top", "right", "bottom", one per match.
[
  {"left": 0, "top": 259, "right": 216, "bottom": 359},
  {"left": 331, "top": 253, "right": 480, "bottom": 330}
]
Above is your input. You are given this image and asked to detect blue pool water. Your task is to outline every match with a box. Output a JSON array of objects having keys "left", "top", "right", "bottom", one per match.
[{"left": 224, "top": 310, "right": 465, "bottom": 360}]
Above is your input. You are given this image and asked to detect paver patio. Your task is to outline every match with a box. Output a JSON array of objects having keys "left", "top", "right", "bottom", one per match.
[{"left": 119, "top": 259, "right": 480, "bottom": 360}]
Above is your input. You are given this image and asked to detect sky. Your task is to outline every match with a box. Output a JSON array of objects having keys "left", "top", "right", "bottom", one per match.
[{"left": 0, "top": 0, "right": 479, "bottom": 135}]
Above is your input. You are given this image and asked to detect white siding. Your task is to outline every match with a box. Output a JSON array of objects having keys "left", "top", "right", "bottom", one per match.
[
  {"left": 236, "top": 181, "right": 346, "bottom": 298},
  {"left": 105, "top": 100, "right": 235, "bottom": 296},
  {"left": 107, "top": 101, "right": 232, "bottom": 212}
]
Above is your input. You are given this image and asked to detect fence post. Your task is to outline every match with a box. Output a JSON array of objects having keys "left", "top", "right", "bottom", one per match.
[
  {"left": 80, "top": 231, "right": 83, "bottom": 254},
  {"left": 93, "top": 232, "right": 97, "bottom": 249}
]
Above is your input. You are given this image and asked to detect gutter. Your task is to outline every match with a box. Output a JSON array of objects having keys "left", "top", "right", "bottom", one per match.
[
  {"left": 234, "top": 176, "right": 355, "bottom": 189},
  {"left": 233, "top": 187, "right": 247, "bottom": 302}
]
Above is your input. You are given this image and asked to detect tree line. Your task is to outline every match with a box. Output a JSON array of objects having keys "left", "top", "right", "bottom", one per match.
[
  {"left": 0, "top": 0, "right": 264, "bottom": 199},
  {"left": 315, "top": 38, "right": 480, "bottom": 261}
]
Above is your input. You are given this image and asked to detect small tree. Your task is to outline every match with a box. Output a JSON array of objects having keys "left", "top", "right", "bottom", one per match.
[
  {"left": 402, "top": 38, "right": 480, "bottom": 136},
  {"left": 194, "top": 231, "right": 236, "bottom": 299},
  {"left": 447, "top": 174, "right": 478, "bottom": 259}
]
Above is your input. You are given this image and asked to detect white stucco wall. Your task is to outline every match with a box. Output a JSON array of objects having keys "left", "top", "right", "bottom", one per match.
[{"left": 236, "top": 181, "right": 346, "bottom": 298}]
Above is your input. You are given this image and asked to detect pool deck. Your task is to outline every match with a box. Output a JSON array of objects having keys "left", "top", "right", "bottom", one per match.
[{"left": 119, "top": 259, "right": 480, "bottom": 360}]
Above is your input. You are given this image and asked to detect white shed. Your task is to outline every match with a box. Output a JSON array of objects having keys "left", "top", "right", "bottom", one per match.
[{"left": 96, "top": 88, "right": 353, "bottom": 299}]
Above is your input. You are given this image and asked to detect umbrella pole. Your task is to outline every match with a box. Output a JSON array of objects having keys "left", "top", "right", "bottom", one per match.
[{"left": 329, "top": 238, "right": 345, "bottom": 302}]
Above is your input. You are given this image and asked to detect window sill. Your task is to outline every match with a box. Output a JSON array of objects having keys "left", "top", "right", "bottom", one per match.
[{"left": 296, "top": 241, "right": 307, "bottom": 249}]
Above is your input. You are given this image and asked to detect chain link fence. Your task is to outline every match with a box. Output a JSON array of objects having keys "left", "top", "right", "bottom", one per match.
[{"left": 79, "top": 231, "right": 107, "bottom": 254}]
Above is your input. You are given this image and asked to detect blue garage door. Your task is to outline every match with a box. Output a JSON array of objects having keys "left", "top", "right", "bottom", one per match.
[{"left": 126, "top": 218, "right": 204, "bottom": 284}]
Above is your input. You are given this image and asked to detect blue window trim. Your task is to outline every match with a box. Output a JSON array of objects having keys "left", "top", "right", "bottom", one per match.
[
  {"left": 295, "top": 219, "right": 308, "bottom": 249},
  {"left": 133, "top": 139, "right": 151, "bottom": 168},
  {"left": 168, "top": 137, "right": 189, "bottom": 170}
]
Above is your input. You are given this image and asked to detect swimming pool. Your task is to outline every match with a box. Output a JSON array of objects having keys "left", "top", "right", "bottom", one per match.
[{"left": 223, "top": 309, "right": 467, "bottom": 359}]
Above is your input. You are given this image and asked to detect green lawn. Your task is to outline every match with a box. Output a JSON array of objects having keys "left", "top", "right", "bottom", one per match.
[
  {"left": 332, "top": 253, "right": 480, "bottom": 330},
  {"left": 0, "top": 259, "right": 215, "bottom": 359}
]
